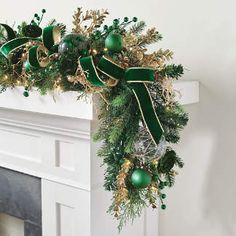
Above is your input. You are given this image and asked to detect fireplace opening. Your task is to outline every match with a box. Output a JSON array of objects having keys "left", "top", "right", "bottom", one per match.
[{"left": 0, "top": 167, "right": 42, "bottom": 236}]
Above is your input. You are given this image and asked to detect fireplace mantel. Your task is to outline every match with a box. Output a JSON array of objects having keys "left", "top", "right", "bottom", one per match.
[
  {"left": 0, "top": 81, "right": 199, "bottom": 236},
  {"left": 0, "top": 81, "right": 199, "bottom": 119}
]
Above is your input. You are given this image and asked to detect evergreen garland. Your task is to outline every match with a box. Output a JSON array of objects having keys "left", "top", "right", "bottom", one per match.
[{"left": 0, "top": 8, "right": 188, "bottom": 230}]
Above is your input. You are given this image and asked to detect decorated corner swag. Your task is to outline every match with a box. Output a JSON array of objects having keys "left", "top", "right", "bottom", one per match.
[{"left": 0, "top": 8, "right": 188, "bottom": 230}]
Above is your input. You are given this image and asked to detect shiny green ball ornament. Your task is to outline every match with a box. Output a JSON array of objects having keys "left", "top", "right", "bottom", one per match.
[
  {"left": 105, "top": 33, "right": 123, "bottom": 52},
  {"left": 133, "top": 17, "right": 138, "bottom": 22},
  {"left": 113, "top": 19, "right": 119, "bottom": 25},
  {"left": 58, "top": 34, "right": 89, "bottom": 56},
  {"left": 131, "top": 169, "right": 152, "bottom": 189},
  {"left": 161, "top": 204, "right": 166, "bottom": 210},
  {"left": 23, "top": 91, "right": 29, "bottom": 97},
  {"left": 161, "top": 194, "right": 166, "bottom": 199},
  {"left": 124, "top": 17, "right": 129, "bottom": 22}
]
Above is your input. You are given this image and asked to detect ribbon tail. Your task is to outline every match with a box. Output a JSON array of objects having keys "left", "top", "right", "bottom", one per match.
[{"left": 130, "top": 83, "right": 164, "bottom": 145}]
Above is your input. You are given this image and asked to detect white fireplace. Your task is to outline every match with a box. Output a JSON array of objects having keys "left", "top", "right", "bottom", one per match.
[{"left": 0, "top": 81, "right": 199, "bottom": 236}]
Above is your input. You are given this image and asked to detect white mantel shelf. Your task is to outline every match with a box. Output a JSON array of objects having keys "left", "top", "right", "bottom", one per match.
[
  {"left": 0, "top": 81, "right": 199, "bottom": 119},
  {"left": 0, "top": 80, "right": 199, "bottom": 236}
]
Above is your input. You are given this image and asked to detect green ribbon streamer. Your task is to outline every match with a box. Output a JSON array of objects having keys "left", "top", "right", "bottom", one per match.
[
  {"left": 0, "top": 24, "right": 60, "bottom": 69},
  {"left": 80, "top": 56, "right": 164, "bottom": 145},
  {"left": 0, "top": 37, "right": 40, "bottom": 58}
]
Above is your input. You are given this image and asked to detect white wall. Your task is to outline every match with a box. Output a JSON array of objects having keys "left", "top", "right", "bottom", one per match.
[{"left": 1, "top": 0, "right": 236, "bottom": 236}]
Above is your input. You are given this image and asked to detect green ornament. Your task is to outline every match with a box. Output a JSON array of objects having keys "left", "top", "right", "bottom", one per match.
[
  {"left": 152, "top": 175, "right": 159, "bottom": 182},
  {"left": 133, "top": 17, "right": 138, "bottom": 22},
  {"left": 161, "top": 193, "right": 166, "bottom": 199},
  {"left": 23, "top": 91, "right": 29, "bottom": 97},
  {"left": 131, "top": 169, "right": 152, "bottom": 189},
  {"left": 113, "top": 19, "right": 119, "bottom": 25},
  {"left": 124, "top": 17, "right": 129, "bottom": 22},
  {"left": 22, "top": 25, "right": 42, "bottom": 38},
  {"left": 58, "top": 34, "right": 89, "bottom": 56},
  {"left": 159, "top": 182, "right": 165, "bottom": 189},
  {"left": 158, "top": 150, "right": 177, "bottom": 173},
  {"left": 105, "top": 33, "right": 123, "bottom": 52},
  {"left": 161, "top": 204, "right": 166, "bottom": 210}
]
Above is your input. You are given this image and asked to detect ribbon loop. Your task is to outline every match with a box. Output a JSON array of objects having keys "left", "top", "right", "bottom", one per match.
[
  {"left": 42, "top": 26, "right": 61, "bottom": 50},
  {"left": 0, "top": 24, "right": 16, "bottom": 41},
  {"left": 80, "top": 55, "right": 164, "bottom": 146},
  {"left": 28, "top": 26, "right": 61, "bottom": 68},
  {"left": 28, "top": 45, "right": 50, "bottom": 68},
  {"left": 0, "top": 24, "right": 61, "bottom": 69}
]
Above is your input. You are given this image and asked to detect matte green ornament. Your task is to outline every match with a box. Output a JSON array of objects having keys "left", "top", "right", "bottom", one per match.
[
  {"left": 105, "top": 33, "right": 123, "bottom": 52},
  {"left": 131, "top": 169, "right": 152, "bottom": 189}
]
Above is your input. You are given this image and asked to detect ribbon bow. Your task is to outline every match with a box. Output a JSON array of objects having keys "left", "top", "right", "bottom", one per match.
[
  {"left": 80, "top": 56, "right": 164, "bottom": 145},
  {"left": 0, "top": 24, "right": 61, "bottom": 68},
  {"left": 0, "top": 24, "right": 163, "bottom": 145}
]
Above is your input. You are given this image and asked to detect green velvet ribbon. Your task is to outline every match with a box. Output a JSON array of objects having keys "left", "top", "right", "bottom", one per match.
[
  {"left": 0, "top": 24, "right": 16, "bottom": 41},
  {"left": 80, "top": 56, "right": 164, "bottom": 145},
  {"left": 0, "top": 24, "right": 60, "bottom": 69}
]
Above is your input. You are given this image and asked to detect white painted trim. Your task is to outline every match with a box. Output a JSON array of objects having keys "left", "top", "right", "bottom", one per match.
[{"left": 0, "top": 118, "right": 90, "bottom": 139}]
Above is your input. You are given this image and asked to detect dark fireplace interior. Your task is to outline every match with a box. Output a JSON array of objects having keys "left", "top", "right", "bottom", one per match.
[{"left": 0, "top": 167, "right": 42, "bottom": 236}]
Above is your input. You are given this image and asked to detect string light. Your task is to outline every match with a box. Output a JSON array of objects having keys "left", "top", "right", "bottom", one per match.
[
  {"left": 150, "top": 186, "right": 158, "bottom": 193},
  {"left": 92, "top": 49, "right": 98, "bottom": 55}
]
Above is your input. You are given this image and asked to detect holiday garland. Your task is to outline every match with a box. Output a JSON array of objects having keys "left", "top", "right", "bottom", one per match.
[{"left": 0, "top": 8, "right": 188, "bottom": 230}]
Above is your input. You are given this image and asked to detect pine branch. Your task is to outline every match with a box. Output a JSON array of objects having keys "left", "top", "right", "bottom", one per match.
[
  {"left": 129, "top": 21, "right": 146, "bottom": 35},
  {"left": 159, "top": 64, "right": 184, "bottom": 79},
  {"left": 138, "top": 28, "right": 162, "bottom": 48}
]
